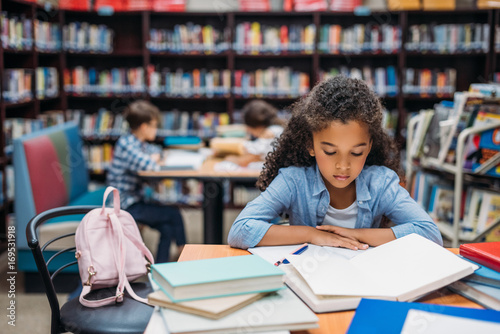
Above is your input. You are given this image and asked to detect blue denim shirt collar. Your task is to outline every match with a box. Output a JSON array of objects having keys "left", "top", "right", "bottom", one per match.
[{"left": 312, "top": 163, "right": 372, "bottom": 203}]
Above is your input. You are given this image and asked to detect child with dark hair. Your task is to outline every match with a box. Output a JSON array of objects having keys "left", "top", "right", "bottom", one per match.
[
  {"left": 107, "top": 100, "right": 186, "bottom": 262},
  {"left": 224, "top": 99, "right": 286, "bottom": 167},
  {"left": 228, "top": 76, "right": 442, "bottom": 250}
]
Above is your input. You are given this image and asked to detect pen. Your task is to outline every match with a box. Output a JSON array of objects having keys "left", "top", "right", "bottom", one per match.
[{"left": 274, "top": 243, "right": 309, "bottom": 266}]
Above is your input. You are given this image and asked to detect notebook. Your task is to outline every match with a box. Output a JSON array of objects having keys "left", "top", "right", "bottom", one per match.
[
  {"left": 150, "top": 255, "right": 285, "bottom": 302},
  {"left": 147, "top": 290, "right": 269, "bottom": 319},
  {"left": 460, "top": 242, "right": 500, "bottom": 273},
  {"left": 346, "top": 298, "right": 500, "bottom": 334},
  {"left": 159, "top": 288, "right": 319, "bottom": 334}
]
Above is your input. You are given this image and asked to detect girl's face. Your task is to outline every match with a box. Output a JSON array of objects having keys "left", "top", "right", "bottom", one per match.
[{"left": 309, "top": 120, "right": 372, "bottom": 193}]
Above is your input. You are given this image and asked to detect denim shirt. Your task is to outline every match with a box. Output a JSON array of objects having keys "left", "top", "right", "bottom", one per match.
[{"left": 227, "top": 164, "right": 443, "bottom": 249}]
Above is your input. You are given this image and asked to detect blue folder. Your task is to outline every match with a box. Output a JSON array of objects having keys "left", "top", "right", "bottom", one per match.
[{"left": 347, "top": 299, "right": 500, "bottom": 334}]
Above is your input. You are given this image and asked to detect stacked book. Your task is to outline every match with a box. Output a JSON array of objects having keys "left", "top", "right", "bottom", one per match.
[
  {"left": 403, "top": 68, "right": 457, "bottom": 97},
  {"left": 329, "top": 0, "right": 361, "bottom": 11},
  {"left": 3, "top": 69, "right": 33, "bottom": 103},
  {"left": 294, "top": 0, "right": 328, "bottom": 11},
  {"left": 147, "top": 255, "right": 318, "bottom": 334},
  {"left": 449, "top": 242, "right": 500, "bottom": 310},
  {"left": 36, "top": 67, "right": 59, "bottom": 99}
]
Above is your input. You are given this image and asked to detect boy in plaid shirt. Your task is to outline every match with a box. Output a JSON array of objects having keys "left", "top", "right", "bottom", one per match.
[{"left": 107, "top": 100, "right": 186, "bottom": 262}]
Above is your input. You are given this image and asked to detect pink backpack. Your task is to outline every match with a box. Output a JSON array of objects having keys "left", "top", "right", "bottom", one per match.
[{"left": 75, "top": 186, "right": 154, "bottom": 307}]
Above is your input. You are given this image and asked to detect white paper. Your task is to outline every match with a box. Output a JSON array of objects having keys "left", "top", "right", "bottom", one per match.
[
  {"left": 287, "top": 234, "right": 477, "bottom": 300},
  {"left": 401, "top": 309, "right": 500, "bottom": 334}
]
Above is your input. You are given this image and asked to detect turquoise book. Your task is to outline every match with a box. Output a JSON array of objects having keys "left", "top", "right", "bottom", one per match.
[{"left": 151, "top": 255, "right": 285, "bottom": 303}]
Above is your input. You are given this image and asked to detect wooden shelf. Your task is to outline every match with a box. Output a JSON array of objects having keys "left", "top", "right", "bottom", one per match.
[
  {"left": 4, "top": 100, "right": 35, "bottom": 108},
  {"left": 65, "top": 50, "right": 143, "bottom": 57},
  {"left": 150, "top": 52, "right": 230, "bottom": 58},
  {"left": 406, "top": 51, "right": 488, "bottom": 57},
  {"left": 3, "top": 48, "right": 32, "bottom": 54},
  {"left": 319, "top": 52, "right": 399, "bottom": 57}
]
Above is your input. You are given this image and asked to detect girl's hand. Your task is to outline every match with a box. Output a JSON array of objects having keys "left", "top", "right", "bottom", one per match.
[
  {"left": 310, "top": 228, "right": 368, "bottom": 251},
  {"left": 315, "top": 226, "right": 369, "bottom": 249}
]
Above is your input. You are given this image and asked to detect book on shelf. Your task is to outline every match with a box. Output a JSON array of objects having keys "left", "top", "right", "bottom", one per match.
[
  {"left": 427, "top": 183, "right": 454, "bottom": 224},
  {"left": 437, "top": 92, "right": 484, "bottom": 165},
  {"left": 460, "top": 242, "right": 500, "bottom": 273},
  {"left": 346, "top": 298, "right": 500, "bottom": 334},
  {"left": 250, "top": 234, "right": 476, "bottom": 312},
  {"left": 150, "top": 255, "right": 285, "bottom": 303},
  {"left": 448, "top": 280, "right": 500, "bottom": 310},
  {"left": 147, "top": 290, "right": 268, "bottom": 320},
  {"left": 421, "top": 100, "right": 455, "bottom": 159},
  {"left": 158, "top": 288, "right": 318, "bottom": 334}
]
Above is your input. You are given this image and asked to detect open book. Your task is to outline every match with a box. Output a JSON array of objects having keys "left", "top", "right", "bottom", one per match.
[{"left": 250, "top": 234, "right": 477, "bottom": 313}]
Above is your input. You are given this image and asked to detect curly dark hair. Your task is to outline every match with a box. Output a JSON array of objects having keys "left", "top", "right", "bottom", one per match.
[{"left": 257, "top": 75, "right": 402, "bottom": 191}]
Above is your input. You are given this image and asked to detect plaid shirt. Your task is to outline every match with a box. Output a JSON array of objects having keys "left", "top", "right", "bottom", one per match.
[{"left": 107, "top": 134, "right": 160, "bottom": 209}]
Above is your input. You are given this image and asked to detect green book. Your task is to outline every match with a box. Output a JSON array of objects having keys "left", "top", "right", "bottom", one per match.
[{"left": 150, "top": 255, "right": 285, "bottom": 303}]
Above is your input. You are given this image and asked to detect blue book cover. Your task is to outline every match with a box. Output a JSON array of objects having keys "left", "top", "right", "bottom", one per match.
[
  {"left": 151, "top": 255, "right": 284, "bottom": 302},
  {"left": 347, "top": 298, "right": 500, "bottom": 334},
  {"left": 461, "top": 256, "right": 500, "bottom": 288}
]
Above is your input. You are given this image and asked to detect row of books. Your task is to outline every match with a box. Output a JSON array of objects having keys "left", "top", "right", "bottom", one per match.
[
  {"left": 233, "top": 22, "right": 316, "bottom": 54},
  {"left": 63, "top": 67, "right": 146, "bottom": 95},
  {"left": 63, "top": 21, "right": 114, "bottom": 54},
  {"left": 318, "top": 24, "right": 401, "bottom": 54},
  {"left": 34, "top": 20, "right": 61, "bottom": 52},
  {"left": 0, "top": 12, "right": 32, "bottom": 50},
  {"left": 36, "top": 67, "right": 59, "bottom": 99},
  {"left": 319, "top": 66, "right": 398, "bottom": 98},
  {"left": 403, "top": 68, "right": 457, "bottom": 97},
  {"left": 406, "top": 23, "right": 490, "bottom": 53},
  {"left": 147, "top": 24, "right": 230, "bottom": 54},
  {"left": 148, "top": 68, "right": 231, "bottom": 98},
  {"left": 3, "top": 112, "right": 65, "bottom": 149},
  {"left": 67, "top": 108, "right": 231, "bottom": 139},
  {"left": 3, "top": 69, "right": 33, "bottom": 103},
  {"left": 233, "top": 67, "right": 310, "bottom": 98}
]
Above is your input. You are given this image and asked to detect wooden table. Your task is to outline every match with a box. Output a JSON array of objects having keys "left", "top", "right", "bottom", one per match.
[
  {"left": 178, "top": 245, "right": 483, "bottom": 334},
  {"left": 139, "top": 158, "right": 260, "bottom": 244}
]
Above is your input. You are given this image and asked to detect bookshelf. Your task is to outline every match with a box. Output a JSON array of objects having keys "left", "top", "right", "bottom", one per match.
[{"left": 2, "top": 1, "right": 500, "bottom": 244}]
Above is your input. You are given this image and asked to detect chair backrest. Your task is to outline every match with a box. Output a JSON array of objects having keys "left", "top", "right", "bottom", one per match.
[
  {"left": 26, "top": 205, "right": 97, "bottom": 334},
  {"left": 14, "top": 122, "right": 89, "bottom": 250}
]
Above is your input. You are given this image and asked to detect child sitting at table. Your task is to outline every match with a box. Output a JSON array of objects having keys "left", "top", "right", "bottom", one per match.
[
  {"left": 213, "top": 100, "right": 286, "bottom": 167},
  {"left": 228, "top": 76, "right": 443, "bottom": 250},
  {"left": 107, "top": 100, "right": 186, "bottom": 262}
]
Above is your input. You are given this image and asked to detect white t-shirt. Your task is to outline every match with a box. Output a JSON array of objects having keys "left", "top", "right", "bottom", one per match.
[{"left": 321, "top": 201, "right": 358, "bottom": 228}]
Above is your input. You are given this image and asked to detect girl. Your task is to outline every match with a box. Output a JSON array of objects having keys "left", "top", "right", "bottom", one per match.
[
  {"left": 227, "top": 76, "right": 443, "bottom": 250},
  {"left": 225, "top": 99, "right": 286, "bottom": 167}
]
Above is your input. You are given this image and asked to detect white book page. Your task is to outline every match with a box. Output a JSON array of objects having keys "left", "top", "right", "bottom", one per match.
[
  {"left": 287, "top": 234, "right": 476, "bottom": 299},
  {"left": 401, "top": 309, "right": 500, "bottom": 334}
]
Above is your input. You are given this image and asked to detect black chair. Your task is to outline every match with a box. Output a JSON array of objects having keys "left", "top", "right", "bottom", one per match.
[{"left": 26, "top": 205, "right": 154, "bottom": 334}]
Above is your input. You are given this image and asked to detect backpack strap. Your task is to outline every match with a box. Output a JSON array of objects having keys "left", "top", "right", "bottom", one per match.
[{"left": 101, "top": 186, "right": 121, "bottom": 216}]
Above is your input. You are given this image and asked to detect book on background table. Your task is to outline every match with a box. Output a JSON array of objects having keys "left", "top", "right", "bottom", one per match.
[
  {"left": 150, "top": 255, "right": 285, "bottom": 303},
  {"left": 448, "top": 280, "right": 500, "bottom": 310},
  {"left": 147, "top": 290, "right": 269, "bottom": 320},
  {"left": 461, "top": 256, "right": 500, "bottom": 288},
  {"left": 250, "top": 234, "right": 476, "bottom": 312},
  {"left": 159, "top": 288, "right": 318, "bottom": 334},
  {"left": 460, "top": 242, "right": 500, "bottom": 272},
  {"left": 161, "top": 149, "right": 207, "bottom": 170},
  {"left": 346, "top": 298, "right": 500, "bottom": 334}
]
